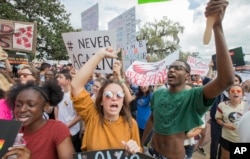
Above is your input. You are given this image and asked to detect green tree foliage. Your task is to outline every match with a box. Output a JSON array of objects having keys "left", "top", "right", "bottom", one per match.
[
  {"left": 0, "top": 0, "right": 75, "bottom": 61},
  {"left": 136, "top": 16, "right": 184, "bottom": 60},
  {"left": 179, "top": 51, "right": 193, "bottom": 62}
]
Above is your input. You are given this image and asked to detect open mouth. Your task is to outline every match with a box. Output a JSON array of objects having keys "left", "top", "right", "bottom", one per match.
[
  {"left": 17, "top": 115, "right": 29, "bottom": 122},
  {"left": 110, "top": 104, "right": 118, "bottom": 111}
]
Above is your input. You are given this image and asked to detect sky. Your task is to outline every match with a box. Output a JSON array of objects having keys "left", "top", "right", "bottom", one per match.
[{"left": 60, "top": 0, "right": 250, "bottom": 61}]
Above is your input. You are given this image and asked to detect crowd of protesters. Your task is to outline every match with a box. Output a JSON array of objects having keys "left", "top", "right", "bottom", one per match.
[{"left": 1, "top": 0, "right": 250, "bottom": 159}]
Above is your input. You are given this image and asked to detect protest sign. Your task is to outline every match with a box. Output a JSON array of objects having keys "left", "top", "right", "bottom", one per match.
[
  {"left": 126, "top": 57, "right": 167, "bottom": 86},
  {"left": 125, "top": 51, "right": 179, "bottom": 86},
  {"left": 122, "top": 40, "right": 147, "bottom": 70},
  {"left": 108, "top": 7, "right": 136, "bottom": 49},
  {"left": 0, "top": 120, "right": 22, "bottom": 157},
  {"left": 0, "top": 19, "right": 37, "bottom": 53},
  {"left": 212, "top": 47, "right": 245, "bottom": 70},
  {"left": 62, "top": 30, "right": 116, "bottom": 73},
  {"left": 81, "top": 3, "right": 99, "bottom": 31},
  {"left": 187, "top": 56, "right": 209, "bottom": 76},
  {"left": 73, "top": 149, "right": 154, "bottom": 159}
]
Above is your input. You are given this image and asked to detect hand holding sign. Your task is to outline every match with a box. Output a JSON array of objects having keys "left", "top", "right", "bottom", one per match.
[
  {"left": 2, "top": 146, "right": 31, "bottom": 159},
  {"left": 121, "top": 140, "right": 141, "bottom": 154},
  {"left": 96, "top": 47, "right": 120, "bottom": 59}
]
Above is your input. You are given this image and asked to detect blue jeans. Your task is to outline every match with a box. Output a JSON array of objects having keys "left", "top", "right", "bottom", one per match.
[
  {"left": 210, "top": 119, "right": 222, "bottom": 159},
  {"left": 185, "top": 145, "right": 195, "bottom": 159}
]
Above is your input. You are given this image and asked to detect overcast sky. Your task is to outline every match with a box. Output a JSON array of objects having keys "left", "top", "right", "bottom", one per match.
[{"left": 60, "top": 0, "right": 250, "bottom": 61}]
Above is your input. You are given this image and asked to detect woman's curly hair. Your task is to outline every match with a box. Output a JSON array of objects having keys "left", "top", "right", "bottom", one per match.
[{"left": 6, "top": 80, "right": 63, "bottom": 110}]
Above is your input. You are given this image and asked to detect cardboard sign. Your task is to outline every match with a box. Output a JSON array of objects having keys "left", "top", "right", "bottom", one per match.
[
  {"left": 125, "top": 57, "right": 168, "bottom": 86},
  {"left": 186, "top": 56, "right": 209, "bottom": 76},
  {"left": 73, "top": 149, "right": 154, "bottom": 159},
  {"left": 81, "top": 3, "right": 99, "bottom": 31},
  {"left": 0, "top": 119, "right": 22, "bottom": 157},
  {"left": 62, "top": 30, "right": 116, "bottom": 73},
  {"left": 0, "top": 19, "right": 37, "bottom": 53},
  {"left": 122, "top": 40, "right": 147, "bottom": 70},
  {"left": 108, "top": 7, "right": 136, "bottom": 49}
]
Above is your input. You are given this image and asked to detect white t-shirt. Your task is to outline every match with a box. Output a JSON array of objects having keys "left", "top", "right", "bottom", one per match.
[
  {"left": 57, "top": 92, "right": 80, "bottom": 135},
  {"left": 215, "top": 101, "right": 245, "bottom": 142}
]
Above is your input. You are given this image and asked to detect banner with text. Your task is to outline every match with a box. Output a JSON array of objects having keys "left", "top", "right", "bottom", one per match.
[
  {"left": 126, "top": 56, "right": 168, "bottom": 86},
  {"left": 73, "top": 149, "right": 154, "bottom": 159},
  {"left": 81, "top": 3, "right": 99, "bottom": 31},
  {"left": 108, "top": 7, "right": 136, "bottom": 49},
  {"left": 0, "top": 19, "right": 37, "bottom": 53},
  {"left": 125, "top": 50, "right": 179, "bottom": 86},
  {"left": 187, "top": 56, "right": 209, "bottom": 76},
  {"left": 62, "top": 30, "right": 116, "bottom": 73}
]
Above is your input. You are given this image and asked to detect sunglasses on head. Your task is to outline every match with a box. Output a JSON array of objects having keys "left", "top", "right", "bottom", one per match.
[
  {"left": 19, "top": 73, "right": 33, "bottom": 78},
  {"left": 230, "top": 89, "right": 242, "bottom": 93},
  {"left": 166, "top": 65, "right": 189, "bottom": 73},
  {"left": 103, "top": 91, "right": 124, "bottom": 99}
]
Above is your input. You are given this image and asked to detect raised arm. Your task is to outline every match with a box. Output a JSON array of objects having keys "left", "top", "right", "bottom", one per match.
[
  {"left": 71, "top": 47, "right": 118, "bottom": 96},
  {"left": 113, "top": 60, "right": 135, "bottom": 105},
  {"left": 203, "top": 0, "right": 234, "bottom": 99}
]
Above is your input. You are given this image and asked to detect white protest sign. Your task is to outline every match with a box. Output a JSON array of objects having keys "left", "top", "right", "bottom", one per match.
[
  {"left": 123, "top": 40, "right": 147, "bottom": 70},
  {"left": 187, "top": 56, "right": 209, "bottom": 76},
  {"left": 81, "top": 3, "right": 99, "bottom": 31},
  {"left": 125, "top": 50, "right": 179, "bottom": 86},
  {"left": 108, "top": 6, "right": 136, "bottom": 49},
  {"left": 62, "top": 30, "right": 116, "bottom": 73},
  {"left": 125, "top": 57, "right": 168, "bottom": 86},
  {"left": 165, "top": 50, "right": 179, "bottom": 65}
]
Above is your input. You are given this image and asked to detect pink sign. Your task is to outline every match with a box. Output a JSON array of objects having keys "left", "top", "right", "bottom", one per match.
[{"left": 0, "top": 99, "right": 12, "bottom": 120}]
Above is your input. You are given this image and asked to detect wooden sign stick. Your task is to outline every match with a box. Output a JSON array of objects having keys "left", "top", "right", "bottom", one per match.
[{"left": 203, "top": 15, "right": 216, "bottom": 45}]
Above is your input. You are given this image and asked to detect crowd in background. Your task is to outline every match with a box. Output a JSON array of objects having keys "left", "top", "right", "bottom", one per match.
[
  {"left": 1, "top": 1, "right": 250, "bottom": 159},
  {"left": 1, "top": 47, "right": 250, "bottom": 159}
]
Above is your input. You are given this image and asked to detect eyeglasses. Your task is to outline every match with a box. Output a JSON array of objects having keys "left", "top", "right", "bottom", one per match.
[
  {"left": 103, "top": 91, "right": 124, "bottom": 99},
  {"left": 230, "top": 89, "right": 242, "bottom": 94},
  {"left": 166, "top": 65, "right": 189, "bottom": 73},
  {"left": 19, "top": 73, "right": 33, "bottom": 78}
]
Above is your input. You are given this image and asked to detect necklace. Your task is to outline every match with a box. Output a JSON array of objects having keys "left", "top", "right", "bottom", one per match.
[{"left": 104, "top": 117, "right": 119, "bottom": 123}]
